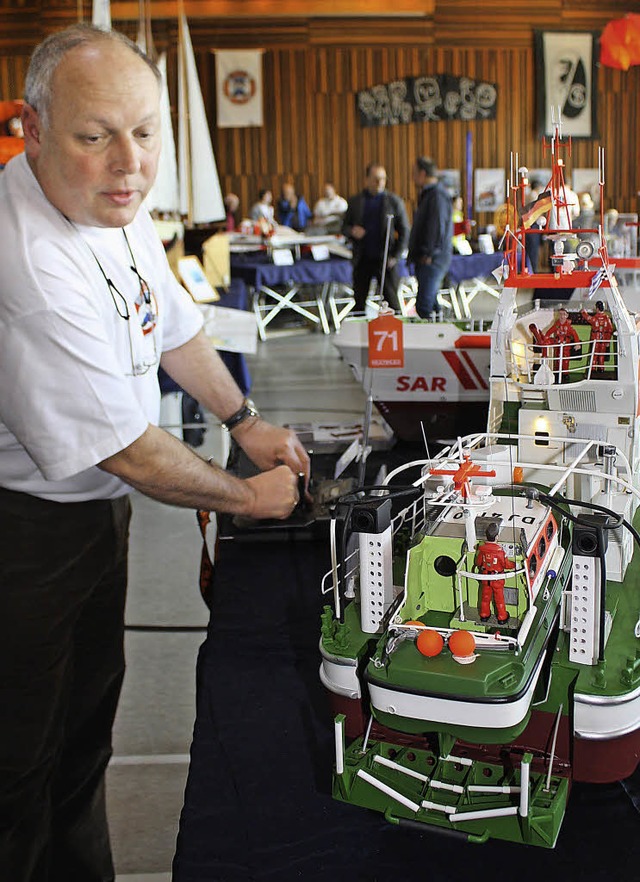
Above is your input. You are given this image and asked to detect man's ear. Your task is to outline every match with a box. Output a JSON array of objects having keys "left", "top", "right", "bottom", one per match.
[{"left": 21, "top": 103, "right": 43, "bottom": 154}]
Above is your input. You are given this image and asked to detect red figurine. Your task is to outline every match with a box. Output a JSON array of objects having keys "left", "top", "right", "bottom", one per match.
[
  {"left": 544, "top": 307, "right": 581, "bottom": 381},
  {"left": 475, "top": 522, "right": 515, "bottom": 625},
  {"left": 581, "top": 300, "right": 613, "bottom": 372}
]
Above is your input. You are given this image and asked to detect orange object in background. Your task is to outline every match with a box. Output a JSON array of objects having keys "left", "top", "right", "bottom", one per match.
[
  {"left": 0, "top": 100, "right": 24, "bottom": 167},
  {"left": 600, "top": 14, "right": 640, "bottom": 71}
]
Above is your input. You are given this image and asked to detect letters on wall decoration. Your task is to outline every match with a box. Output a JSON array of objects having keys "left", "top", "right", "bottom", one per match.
[{"left": 356, "top": 75, "right": 498, "bottom": 128}]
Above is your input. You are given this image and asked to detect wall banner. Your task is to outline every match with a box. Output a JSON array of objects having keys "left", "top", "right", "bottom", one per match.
[
  {"left": 534, "top": 31, "right": 598, "bottom": 140},
  {"left": 356, "top": 74, "right": 497, "bottom": 128},
  {"left": 215, "top": 50, "right": 264, "bottom": 128}
]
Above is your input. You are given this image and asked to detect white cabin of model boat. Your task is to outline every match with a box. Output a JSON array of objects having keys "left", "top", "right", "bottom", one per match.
[{"left": 487, "top": 273, "right": 640, "bottom": 588}]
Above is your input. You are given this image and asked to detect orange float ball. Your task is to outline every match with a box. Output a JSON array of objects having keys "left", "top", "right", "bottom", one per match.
[
  {"left": 406, "top": 620, "right": 425, "bottom": 627},
  {"left": 416, "top": 629, "right": 444, "bottom": 657},
  {"left": 448, "top": 629, "right": 476, "bottom": 658}
]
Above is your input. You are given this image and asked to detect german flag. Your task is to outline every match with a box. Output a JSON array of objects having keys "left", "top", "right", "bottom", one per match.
[{"left": 521, "top": 190, "right": 552, "bottom": 229}]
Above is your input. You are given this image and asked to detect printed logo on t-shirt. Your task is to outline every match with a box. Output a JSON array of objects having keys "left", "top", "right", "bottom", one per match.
[{"left": 133, "top": 278, "right": 158, "bottom": 336}]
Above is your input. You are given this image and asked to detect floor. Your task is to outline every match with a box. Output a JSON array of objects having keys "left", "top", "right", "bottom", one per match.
[{"left": 108, "top": 326, "right": 367, "bottom": 880}]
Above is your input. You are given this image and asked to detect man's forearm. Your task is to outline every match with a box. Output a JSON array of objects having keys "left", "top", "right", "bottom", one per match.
[
  {"left": 160, "top": 330, "right": 245, "bottom": 423},
  {"left": 99, "top": 423, "right": 254, "bottom": 513}
]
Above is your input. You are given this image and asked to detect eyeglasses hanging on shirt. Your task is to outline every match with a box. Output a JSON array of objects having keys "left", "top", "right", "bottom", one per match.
[{"left": 86, "top": 230, "right": 159, "bottom": 377}]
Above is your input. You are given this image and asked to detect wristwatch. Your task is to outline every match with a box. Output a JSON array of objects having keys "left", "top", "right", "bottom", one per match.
[{"left": 220, "top": 398, "right": 260, "bottom": 432}]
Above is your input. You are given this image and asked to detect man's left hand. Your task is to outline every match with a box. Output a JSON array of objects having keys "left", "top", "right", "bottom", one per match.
[{"left": 233, "top": 419, "right": 310, "bottom": 483}]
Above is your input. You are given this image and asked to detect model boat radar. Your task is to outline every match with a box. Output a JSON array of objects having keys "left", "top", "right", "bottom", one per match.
[{"left": 320, "top": 118, "right": 640, "bottom": 847}]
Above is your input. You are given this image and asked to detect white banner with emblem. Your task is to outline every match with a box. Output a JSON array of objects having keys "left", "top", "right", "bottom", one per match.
[{"left": 215, "top": 50, "right": 264, "bottom": 128}]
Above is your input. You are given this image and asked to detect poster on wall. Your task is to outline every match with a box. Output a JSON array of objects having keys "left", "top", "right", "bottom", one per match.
[
  {"left": 534, "top": 31, "right": 598, "bottom": 139},
  {"left": 215, "top": 49, "right": 264, "bottom": 128},
  {"left": 474, "top": 168, "right": 505, "bottom": 212},
  {"left": 356, "top": 74, "right": 497, "bottom": 128}
]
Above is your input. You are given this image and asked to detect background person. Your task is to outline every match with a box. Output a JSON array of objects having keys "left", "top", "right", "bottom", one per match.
[
  {"left": 312, "top": 182, "right": 347, "bottom": 233},
  {"left": 276, "top": 181, "right": 312, "bottom": 231},
  {"left": 407, "top": 156, "right": 453, "bottom": 318},
  {"left": 223, "top": 191, "right": 240, "bottom": 231},
  {"left": 0, "top": 24, "right": 308, "bottom": 882},
  {"left": 249, "top": 188, "right": 275, "bottom": 224},
  {"left": 342, "top": 162, "right": 409, "bottom": 313}
]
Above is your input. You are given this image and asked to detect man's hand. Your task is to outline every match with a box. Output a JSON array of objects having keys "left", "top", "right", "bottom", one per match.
[
  {"left": 244, "top": 465, "right": 300, "bottom": 520},
  {"left": 350, "top": 224, "right": 366, "bottom": 240},
  {"left": 232, "top": 419, "right": 310, "bottom": 483}
]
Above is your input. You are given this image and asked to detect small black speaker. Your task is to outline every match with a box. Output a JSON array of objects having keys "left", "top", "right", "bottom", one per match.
[
  {"left": 572, "top": 514, "right": 609, "bottom": 558},
  {"left": 350, "top": 498, "right": 392, "bottom": 534}
]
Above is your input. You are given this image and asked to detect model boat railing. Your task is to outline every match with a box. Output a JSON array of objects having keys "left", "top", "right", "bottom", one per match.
[
  {"left": 322, "top": 432, "right": 640, "bottom": 613},
  {"left": 508, "top": 337, "right": 619, "bottom": 385}
]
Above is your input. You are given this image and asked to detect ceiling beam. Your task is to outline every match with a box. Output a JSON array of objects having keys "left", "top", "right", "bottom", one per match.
[{"left": 109, "top": 1, "right": 433, "bottom": 21}]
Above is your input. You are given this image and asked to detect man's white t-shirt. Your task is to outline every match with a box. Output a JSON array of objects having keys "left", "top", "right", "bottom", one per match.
[{"left": 0, "top": 153, "right": 203, "bottom": 501}]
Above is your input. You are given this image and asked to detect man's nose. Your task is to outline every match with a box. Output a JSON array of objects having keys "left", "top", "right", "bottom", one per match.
[{"left": 110, "top": 135, "right": 141, "bottom": 175}]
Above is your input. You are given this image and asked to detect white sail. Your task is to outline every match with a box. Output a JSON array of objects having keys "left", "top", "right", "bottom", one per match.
[
  {"left": 135, "top": 0, "right": 155, "bottom": 57},
  {"left": 178, "top": 15, "right": 225, "bottom": 225},
  {"left": 91, "top": 0, "right": 111, "bottom": 30},
  {"left": 146, "top": 53, "right": 180, "bottom": 215}
]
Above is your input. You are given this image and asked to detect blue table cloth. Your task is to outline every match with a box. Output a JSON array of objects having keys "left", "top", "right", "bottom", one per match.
[{"left": 231, "top": 253, "right": 353, "bottom": 290}]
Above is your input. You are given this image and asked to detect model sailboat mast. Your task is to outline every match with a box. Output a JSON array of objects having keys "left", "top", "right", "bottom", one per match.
[
  {"left": 177, "top": 6, "right": 225, "bottom": 226},
  {"left": 136, "top": 0, "right": 154, "bottom": 58},
  {"left": 91, "top": 0, "right": 111, "bottom": 29}
]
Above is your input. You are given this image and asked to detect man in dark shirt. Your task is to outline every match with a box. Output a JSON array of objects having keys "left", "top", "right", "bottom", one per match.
[
  {"left": 407, "top": 156, "right": 453, "bottom": 318},
  {"left": 343, "top": 163, "right": 409, "bottom": 313}
]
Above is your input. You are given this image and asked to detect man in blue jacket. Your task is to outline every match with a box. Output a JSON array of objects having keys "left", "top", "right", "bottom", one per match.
[
  {"left": 343, "top": 163, "right": 409, "bottom": 313},
  {"left": 276, "top": 182, "right": 312, "bottom": 231},
  {"left": 408, "top": 156, "right": 453, "bottom": 318}
]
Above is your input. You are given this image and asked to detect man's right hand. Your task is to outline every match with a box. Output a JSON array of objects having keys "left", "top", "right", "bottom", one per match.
[
  {"left": 244, "top": 465, "right": 300, "bottom": 520},
  {"left": 351, "top": 224, "right": 366, "bottom": 240}
]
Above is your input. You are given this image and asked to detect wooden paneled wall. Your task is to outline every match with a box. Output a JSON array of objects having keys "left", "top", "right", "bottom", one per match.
[
  {"left": 177, "top": 36, "right": 640, "bottom": 219},
  {"left": 0, "top": 3, "right": 638, "bottom": 219}
]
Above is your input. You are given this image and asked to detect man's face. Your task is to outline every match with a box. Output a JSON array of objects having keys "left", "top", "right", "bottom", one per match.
[
  {"left": 412, "top": 164, "right": 427, "bottom": 189},
  {"left": 366, "top": 166, "right": 387, "bottom": 194},
  {"left": 23, "top": 41, "right": 161, "bottom": 228},
  {"left": 324, "top": 184, "right": 335, "bottom": 200}
]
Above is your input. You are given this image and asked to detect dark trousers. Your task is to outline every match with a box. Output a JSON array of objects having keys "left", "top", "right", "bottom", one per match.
[
  {"left": 414, "top": 260, "right": 450, "bottom": 318},
  {"left": 352, "top": 256, "right": 401, "bottom": 313},
  {"left": 0, "top": 488, "right": 131, "bottom": 882}
]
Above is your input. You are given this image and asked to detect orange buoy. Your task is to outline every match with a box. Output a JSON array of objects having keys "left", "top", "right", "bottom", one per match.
[
  {"left": 416, "top": 629, "right": 444, "bottom": 657},
  {"left": 448, "top": 629, "right": 476, "bottom": 658}
]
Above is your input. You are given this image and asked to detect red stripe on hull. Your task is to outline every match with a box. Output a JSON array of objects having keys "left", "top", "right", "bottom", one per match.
[
  {"left": 460, "top": 351, "right": 489, "bottom": 390},
  {"left": 442, "top": 351, "right": 478, "bottom": 390}
]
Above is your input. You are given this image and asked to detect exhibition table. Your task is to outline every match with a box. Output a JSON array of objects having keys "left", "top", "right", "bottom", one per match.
[
  {"left": 231, "top": 253, "right": 353, "bottom": 339},
  {"left": 230, "top": 251, "right": 513, "bottom": 337},
  {"left": 172, "top": 528, "right": 640, "bottom": 882}
]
